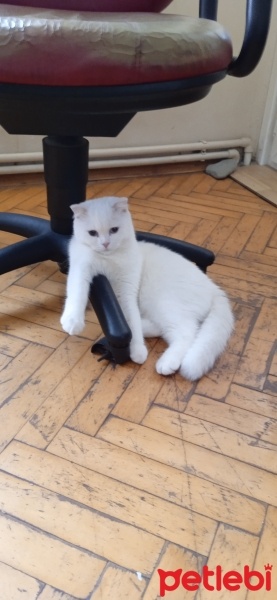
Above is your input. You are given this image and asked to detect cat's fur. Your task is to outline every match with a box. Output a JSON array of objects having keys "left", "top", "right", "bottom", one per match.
[{"left": 61, "top": 196, "right": 234, "bottom": 381}]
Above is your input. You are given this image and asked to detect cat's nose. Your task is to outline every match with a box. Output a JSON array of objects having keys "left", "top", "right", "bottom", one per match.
[{"left": 103, "top": 242, "right": 110, "bottom": 249}]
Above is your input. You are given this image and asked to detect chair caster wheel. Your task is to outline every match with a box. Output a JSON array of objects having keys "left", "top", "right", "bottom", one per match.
[{"left": 91, "top": 337, "right": 131, "bottom": 365}]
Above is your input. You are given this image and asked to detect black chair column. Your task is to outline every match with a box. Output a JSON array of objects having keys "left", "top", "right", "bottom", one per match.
[
  {"left": 43, "top": 135, "right": 89, "bottom": 235},
  {"left": 43, "top": 135, "right": 133, "bottom": 362}
]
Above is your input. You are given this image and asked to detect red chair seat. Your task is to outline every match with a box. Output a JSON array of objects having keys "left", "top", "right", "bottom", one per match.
[
  {"left": 0, "top": 0, "right": 173, "bottom": 10},
  {"left": 0, "top": 4, "right": 232, "bottom": 87}
]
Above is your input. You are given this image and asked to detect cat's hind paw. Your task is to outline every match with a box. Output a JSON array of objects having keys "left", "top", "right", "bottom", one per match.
[
  {"left": 179, "top": 359, "right": 205, "bottom": 382},
  {"left": 130, "top": 343, "right": 148, "bottom": 365},
  {"left": 60, "top": 312, "right": 85, "bottom": 336},
  {"left": 156, "top": 352, "right": 181, "bottom": 376}
]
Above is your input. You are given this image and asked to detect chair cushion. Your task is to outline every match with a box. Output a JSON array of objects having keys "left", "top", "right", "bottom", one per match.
[{"left": 0, "top": 5, "right": 232, "bottom": 87}]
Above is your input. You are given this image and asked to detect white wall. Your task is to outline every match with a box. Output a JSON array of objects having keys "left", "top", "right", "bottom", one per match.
[{"left": 0, "top": 0, "right": 276, "bottom": 157}]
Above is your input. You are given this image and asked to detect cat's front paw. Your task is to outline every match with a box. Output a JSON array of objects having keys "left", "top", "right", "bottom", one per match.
[
  {"left": 60, "top": 311, "right": 85, "bottom": 336},
  {"left": 130, "top": 343, "right": 148, "bottom": 365}
]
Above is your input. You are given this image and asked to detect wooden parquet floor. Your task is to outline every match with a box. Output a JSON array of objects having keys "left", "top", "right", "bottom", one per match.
[{"left": 0, "top": 168, "right": 276, "bottom": 600}]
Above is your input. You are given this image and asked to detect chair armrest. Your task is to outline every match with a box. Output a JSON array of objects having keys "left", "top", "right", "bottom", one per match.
[
  {"left": 228, "top": 0, "right": 273, "bottom": 77},
  {"left": 199, "top": 0, "right": 218, "bottom": 20},
  {"left": 199, "top": 0, "right": 272, "bottom": 77}
]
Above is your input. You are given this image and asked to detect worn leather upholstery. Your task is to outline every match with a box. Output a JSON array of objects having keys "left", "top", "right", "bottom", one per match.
[
  {"left": 0, "top": 4, "right": 232, "bottom": 87},
  {"left": 0, "top": 0, "right": 173, "bottom": 10}
]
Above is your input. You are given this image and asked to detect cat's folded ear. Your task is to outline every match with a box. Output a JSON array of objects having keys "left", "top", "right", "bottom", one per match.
[
  {"left": 70, "top": 203, "right": 87, "bottom": 218},
  {"left": 112, "top": 197, "right": 128, "bottom": 213}
]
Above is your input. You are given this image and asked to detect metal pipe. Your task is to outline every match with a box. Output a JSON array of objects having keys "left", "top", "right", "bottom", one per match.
[
  {"left": 0, "top": 138, "right": 251, "bottom": 174},
  {"left": 0, "top": 149, "right": 241, "bottom": 175}
]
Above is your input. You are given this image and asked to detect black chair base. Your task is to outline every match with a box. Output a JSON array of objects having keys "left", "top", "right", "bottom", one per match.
[{"left": 0, "top": 211, "right": 215, "bottom": 364}]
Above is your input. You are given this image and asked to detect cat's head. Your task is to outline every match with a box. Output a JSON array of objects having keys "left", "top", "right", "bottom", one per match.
[{"left": 70, "top": 196, "right": 134, "bottom": 253}]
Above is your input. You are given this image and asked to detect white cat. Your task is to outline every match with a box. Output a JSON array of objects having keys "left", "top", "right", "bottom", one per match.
[{"left": 61, "top": 196, "right": 234, "bottom": 381}]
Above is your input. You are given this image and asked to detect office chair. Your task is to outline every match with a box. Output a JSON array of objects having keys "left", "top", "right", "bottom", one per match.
[{"left": 0, "top": 0, "right": 272, "bottom": 363}]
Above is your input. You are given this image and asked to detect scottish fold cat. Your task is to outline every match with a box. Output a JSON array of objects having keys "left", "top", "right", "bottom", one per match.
[{"left": 61, "top": 196, "right": 234, "bottom": 381}]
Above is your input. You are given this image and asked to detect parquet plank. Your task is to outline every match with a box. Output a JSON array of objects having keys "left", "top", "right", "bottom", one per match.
[
  {"left": 37, "top": 588, "right": 76, "bottom": 600},
  {"left": 173, "top": 172, "right": 206, "bottom": 195},
  {"left": 210, "top": 262, "right": 277, "bottom": 292},
  {"left": 0, "top": 440, "right": 216, "bottom": 554},
  {"left": 247, "top": 506, "right": 277, "bottom": 600},
  {"left": 234, "top": 337, "right": 275, "bottom": 391},
  {"left": 252, "top": 298, "right": 277, "bottom": 342},
  {"left": 92, "top": 176, "right": 132, "bottom": 197},
  {"left": 10, "top": 207, "right": 48, "bottom": 218},
  {"left": 143, "top": 404, "right": 277, "bottom": 472},
  {"left": 186, "top": 395, "right": 277, "bottom": 447},
  {"left": 0, "top": 514, "right": 105, "bottom": 598},
  {"left": 96, "top": 416, "right": 277, "bottom": 506},
  {"left": 150, "top": 174, "right": 188, "bottom": 198},
  {"left": 169, "top": 219, "right": 201, "bottom": 241},
  {"left": 0, "top": 562, "right": 42, "bottom": 600},
  {"left": 199, "top": 524, "right": 259, "bottom": 600},
  {"left": 194, "top": 351, "right": 239, "bottom": 400},
  {"left": 130, "top": 197, "right": 204, "bottom": 225},
  {"left": 0, "top": 229, "right": 24, "bottom": 244},
  {"left": 240, "top": 251, "right": 275, "bottom": 269},
  {"left": 228, "top": 303, "right": 257, "bottom": 356},
  {"left": 0, "top": 295, "right": 63, "bottom": 330},
  {"left": 264, "top": 374, "right": 277, "bottom": 396},
  {"left": 112, "top": 176, "right": 152, "bottom": 197},
  {"left": 37, "top": 278, "right": 66, "bottom": 298},
  {"left": 111, "top": 339, "right": 164, "bottom": 423},
  {"left": 207, "top": 278, "right": 265, "bottom": 308},
  {"left": 0, "top": 470, "right": 162, "bottom": 575},
  {"left": 0, "top": 299, "right": 99, "bottom": 341},
  {"left": 245, "top": 212, "right": 277, "bottom": 252},
  {"left": 16, "top": 189, "right": 46, "bottom": 210},
  {"left": 189, "top": 190, "right": 264, "bottom": 215},
  {"left": 16, "top": 346, "right": 106, "bottom": 448},
  {"left": 145, "top": 544, "right": 203, "bottom": 600},
  {"left": 18, "top": 204, "right": 48, "bottom": 217},
  {"left": 2, "top": 283, "right": 63, "bottom": 313},
  {"left": 16, "top": 261, "right": 59, "bottom": 290},
  {"left": 0, "top": 265, "right": 33, "bottom": 292},
  {"left": 154, "top": 373, "right": 194, "bottom": 411},
  {"left": 0, "top": 330, "right": 27, "bottom": 356},
  {"left": 219, "top": 213, "right": 261, "bottom": 256},
  {"left": 268, "top": 222, "right": 277, "bottom": 247},
  {"left": 132, "top": 175, "right": 170, "bottom": 199},
  {"left": 0, "top": 344, "right": 52, "bottom": 450},
  {"left": 66, "top": 359, "right": 139, "bottom": 436},
  {"left": 89, "top": 566, "right": 146, "bottom": 599},
  {"left": 216, "top": 252, "right": 277, "bottom": 277},
  {"left": 226, "top": 383, "right": 277, "bottom": 419},
  {"left": 209, "top": 270, "right": 276, "bottom": 303},
  {"left": 172, "top": 192, "right": 246, "bottom": 219},
  {"left": 50, "top": 426, "right": 264, "bottom": 533},
  {"left": 149, "top": 222, "right": 176, "bottom": 236},
  {"left": 0, "top": 186, "right": 43, "bottom": 211},
  {"left": 202, "top": 215, "right": 239, "bottom": 253},
  {"left": 86, "top": 179, "right": 122, "bottom": 197},
  {"left": 0, "top": 338, "right": 91, "bottom": 451},
  {"left": 0, "top": 353, "right": 11, "bottom": 370},
  {"left": 210, "top": 186, "right": 270, "bottom": 202},
  {"left": 181, "top": 218, "right": 218, "bottom": 246},
  {"left": 264, "top": 246, "right": 277, "bottom": 258}
]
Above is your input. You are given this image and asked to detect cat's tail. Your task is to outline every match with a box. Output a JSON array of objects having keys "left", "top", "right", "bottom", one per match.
[{"left": 180, "top": 288, "right": 234, "bottom": 381}]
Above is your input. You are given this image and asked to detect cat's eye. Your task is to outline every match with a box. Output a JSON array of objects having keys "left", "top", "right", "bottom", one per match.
[
  {"left": 88, "top": 230, "right": 98, "bottom": 237},
  {"left": 109, "top": 227, "right": 119, "bottom": 234}
]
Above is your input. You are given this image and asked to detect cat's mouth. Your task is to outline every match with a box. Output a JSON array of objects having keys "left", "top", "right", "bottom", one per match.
[{"left": 98, "top": 247, "right": 112, "bottom": 254}]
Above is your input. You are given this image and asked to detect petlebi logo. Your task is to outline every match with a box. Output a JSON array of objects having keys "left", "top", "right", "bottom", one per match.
[{"left": 158, "top": 564, "right": 273, "bottom": 596}]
